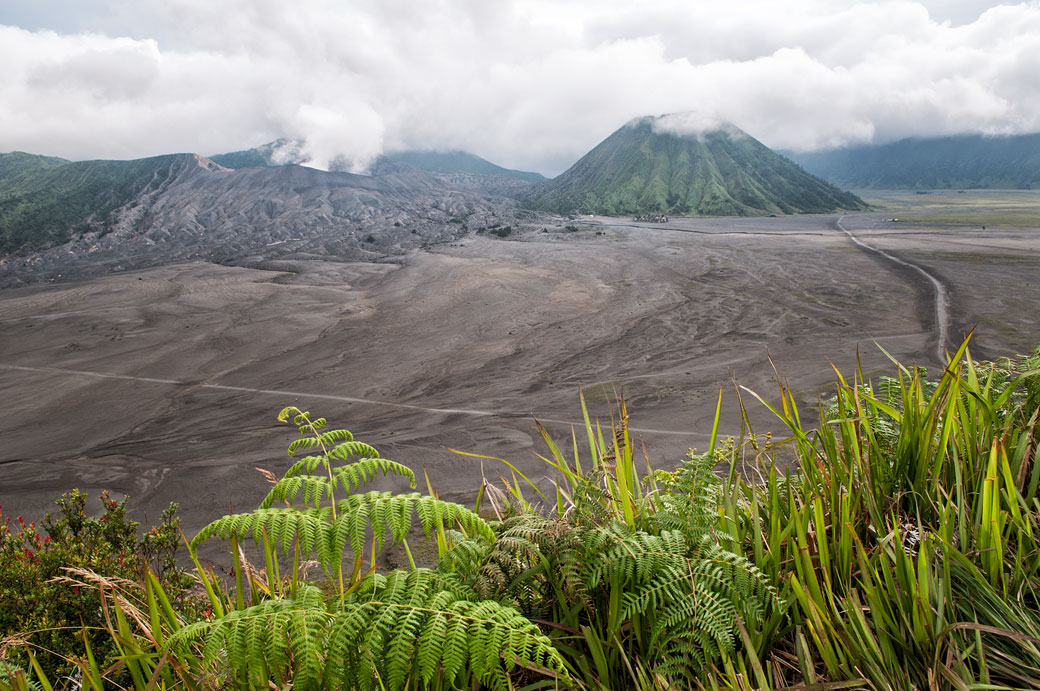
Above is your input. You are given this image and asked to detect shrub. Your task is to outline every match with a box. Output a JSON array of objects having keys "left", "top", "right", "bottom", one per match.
[{"left": 0, "top": 490, "right": 192, "bottom": 681}]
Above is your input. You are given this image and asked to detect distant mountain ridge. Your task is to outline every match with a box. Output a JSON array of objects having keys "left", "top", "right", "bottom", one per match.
[
  {"left": 0, "top": 152, "right": 224, "bottom": 256},
  {"left": 526, "top": 115, "right": 866, "bottom": 216},
  {"left": 383, "top": 150, "right": 546, "bottom": 182},
  {"left": 787, "top": 133, "right": 1040, "bottom": 189},
  {"left": 21, "top": 115, "right": 1016, "bottom": 287},
  {"left": 209, "top": 139, "right": 308, "bottom": 169},
  {"left": 0, "top": 150, "right": 524, "bottom": 287},
  {"left": 210, "top": 141, "right": 546, "bottom": 183}
]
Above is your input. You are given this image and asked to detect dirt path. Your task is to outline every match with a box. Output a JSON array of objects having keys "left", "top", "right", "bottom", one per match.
[
  {"left": 0, "top": 363, "right": 706, "bottom": 438},
  {"left": 836, "top": 215, "right": 950, "bottom": 363}
]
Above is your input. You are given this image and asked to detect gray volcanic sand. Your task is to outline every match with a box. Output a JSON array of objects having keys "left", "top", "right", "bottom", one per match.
[
  {"left": 835, "top": 214, "right": 1040, "bottom": 359},
  {"left": 2, "top": 212, "right": 1037, "bottom": 560}
]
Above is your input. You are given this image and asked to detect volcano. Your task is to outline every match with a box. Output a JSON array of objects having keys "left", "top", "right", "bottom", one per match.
[{"left": 528, "top": 114, "right": 866, "bottom": 216}]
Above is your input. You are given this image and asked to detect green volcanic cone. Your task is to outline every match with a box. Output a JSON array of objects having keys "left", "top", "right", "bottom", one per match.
[{"left": 528, "top": 114, "right": 866, "bottom": 216}]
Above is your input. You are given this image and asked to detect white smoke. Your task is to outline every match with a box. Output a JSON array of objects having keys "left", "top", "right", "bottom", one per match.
[
  {"left": 266, "top": 139, "right": 308, "bottom": 166},
  {"left": 286, "top": 104, "right": 385, "bottom": 173}
]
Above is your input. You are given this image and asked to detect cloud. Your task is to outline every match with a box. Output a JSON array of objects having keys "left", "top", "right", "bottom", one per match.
[
  {"left": 648, "top": 112, "right": 746, "bottom": 140},
  {"left": 1, "top": 1, "right": 1039, "bottom": 175}
]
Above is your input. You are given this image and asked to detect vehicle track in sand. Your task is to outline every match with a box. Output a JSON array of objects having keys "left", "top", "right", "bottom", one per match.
[
  {"left": 836, "top": 215, "right": 949, "bottom": 364},
  {"left": 0, "top": 363, "right": 707, "bottom": 439},
  {"left": 610, "top": 213, "right": 950, "bottom": 363}
]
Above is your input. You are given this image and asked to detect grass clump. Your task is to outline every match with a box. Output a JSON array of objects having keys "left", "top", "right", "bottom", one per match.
[{"left": 718, "top": 339, "right": 1040, "bottom": 689}]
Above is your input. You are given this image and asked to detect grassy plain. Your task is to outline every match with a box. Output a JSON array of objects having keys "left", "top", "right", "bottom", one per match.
[{"left": 862, "top": 188, "right": 1040, "bottom": 226}]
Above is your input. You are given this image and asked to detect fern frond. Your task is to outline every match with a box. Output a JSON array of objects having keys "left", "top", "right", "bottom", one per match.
[
  {"left": 191, "top": 507, "right": 326, "bottom": 560},
  {"left": 438, "top": 536, "right": 491, "bottom": 575},
  {"left": 317, "top": 428, "right": 354, "bottom": 448},
  {"left": 282, "top": 422, "right": 353, "bottom": 454},
  {"left": 471, "top": 530, "right": 547, "bottom": 603},
  {"left": 287, "top": 437, "right": 321, "bottom": 456},
  {"left": 326, "top": 439, "right": 379, "bottom": 461},
  {"left": 260, "top": 460, "right": 417, "bottom": 509},
  {"left": 575, "top": 526, "right": 778, "bottom": 679},
  {"left": 324, "top": 492, "right": 493, "bottom": 566},
  {"left": 586, "top": 530, "right": 688, "bottom": 589},
  {"left": 259, "top": 475, "right": 336, "bottom": 509},
  {"left": 648, "top": 581, "right": 737, "bottom": 654},
  {"left": 324, "top": 570, "right": 570, "bottom": 691},
  {"left": 283, "top": 454, "right": 327, "bottom": 477},
  {"left": 619, "top": 563, "right": 690, "bottom": 620},
  {"left": 652, "top": 449, "right": 724, "bottom": 542},
  {"left": 169, "top": 584, "right": 331, "bottom": 687},
  {"left": 696, "top": 541, "right": 779, "bottom": 622},
  {"left": 556, "top": 548, "right": 592, "bottom": 608},
  {"left": 192, "top": 493, "right": 496, "bottom": 572},
  {"left": 415, "top": 590, "right": 452, "bottom": 682},
  {"left": 184, "top": 409, "right": 573, "bottom": 689},
  {"left": 382, "top": 568, "right": 428, "bottom": 689}
]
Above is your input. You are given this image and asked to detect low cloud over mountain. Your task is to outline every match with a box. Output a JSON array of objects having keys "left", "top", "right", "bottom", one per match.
[{"left": 2, "top": 2, "right": 1040, "bottom": 176}]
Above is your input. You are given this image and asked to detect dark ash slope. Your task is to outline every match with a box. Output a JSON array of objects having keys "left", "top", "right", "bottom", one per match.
[{"left": 0, "top": 153, "right": 524, "bottom": 287}]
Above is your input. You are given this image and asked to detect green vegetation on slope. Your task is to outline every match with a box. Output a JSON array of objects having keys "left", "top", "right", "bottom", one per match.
[
  {"left": 211, "top": 142, "right": 548, "bottom": 182},
  {"left": 0, "top": 152, "right": 69, "bottom": 182},
  {"left": 528, "top": 117, "right": 866, "bottom": 216},
  {"left": 789, "top": 132, "right": 1040, "bottom": 190},
  {"left": 0, "top": 153, "right": 185, "bottom": 255},
  {"left": 207, "top": 148, "right": 274, "bottom": 169},
  {"left": 208, "top": 138, "right": 306, "bottom": 169},
  {"left": 385, "top": 150, "right": 547, "bottom": 182}
]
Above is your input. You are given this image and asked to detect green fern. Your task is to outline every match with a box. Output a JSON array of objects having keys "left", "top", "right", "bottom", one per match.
[
  {"left": 169, "top": 570, "right": 571, "bottom": 691},
  {"left": 652, "top": 449, "right": 725, "bottom": 541},
  {"left": 261, "top": 456, "right": 417, "bottom": 508},
  {"left": 586, "top": 527, "right": 777, "bottom": 677},
  {"left": 172, "top": 584, "right": 330, "bottom": 687},
  {"left": 174, "top": 409, "right": 573, "bottom": 689},
  {"left": 441, "top": 483, "right": 780, "bottom": 683},
  {"left": 192, "top": 409, "right": 493, "bottom": 573},
  {"left": 195, "top": 491, "right": 493, "bottom": 571},
  {"left": 192, "top": 507, "right": 326, "bottom": 559},
  {"left": 0, "top": 666, "right": 45, "bottom": 691},
  {"left": 327, "top": 569, "right": 570, "bottom": 690}
]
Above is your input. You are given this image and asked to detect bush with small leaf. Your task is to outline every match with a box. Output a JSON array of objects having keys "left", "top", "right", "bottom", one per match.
[{"left": 0, "top": 490, "right": 191, "bottom": 682}]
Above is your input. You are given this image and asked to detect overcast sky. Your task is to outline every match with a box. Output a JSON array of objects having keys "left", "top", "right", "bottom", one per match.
[{"left": 2, "top": 0, "right": 1038, "bottom": 175}]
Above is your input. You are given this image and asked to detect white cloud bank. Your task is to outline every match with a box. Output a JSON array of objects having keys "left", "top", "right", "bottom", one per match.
[{"left": 1, "top": 0, "right": 1039, "bottom": 175}]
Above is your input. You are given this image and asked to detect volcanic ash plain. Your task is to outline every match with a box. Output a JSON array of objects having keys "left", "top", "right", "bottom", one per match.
[{"left": 2, "top": 211, "right": 1038, "bottom": 554}]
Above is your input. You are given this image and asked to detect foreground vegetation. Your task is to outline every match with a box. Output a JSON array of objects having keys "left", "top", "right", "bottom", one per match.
[{"left": 2, "top": 338, "right": 1039, "bottom": 689}]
